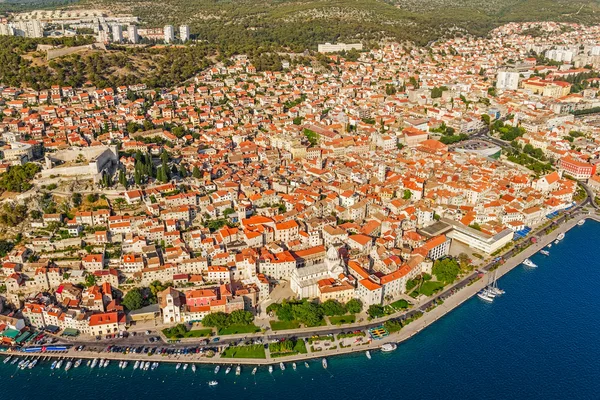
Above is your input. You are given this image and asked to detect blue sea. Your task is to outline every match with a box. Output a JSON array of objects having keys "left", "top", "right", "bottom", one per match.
[{"left": 2, "top": 221, "right": 600, "bottom": 400}]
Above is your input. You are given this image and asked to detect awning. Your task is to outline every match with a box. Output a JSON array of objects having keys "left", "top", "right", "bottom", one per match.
[
  {"left": 45, "top": 325, "right": 60, "bottom": 334},
  {"left": 62, "top": 328, "right": 79, "bottom": 337}
]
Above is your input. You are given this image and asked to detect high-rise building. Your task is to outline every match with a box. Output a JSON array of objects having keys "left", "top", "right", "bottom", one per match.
[
  {"left": 127, "top": 25, "right": 138, "bottom": 44},
  {"left": 496, "top": 70, "right": 520, "bottom": 91},
  {"left": 179, "top": 25, "right": 190, "bottom": 42},
  {"left": 0, "top": 23, "right": 14, "bottom": 36},
  {"left": 13, "top": 20, "right": 44, "bottom": 38},
  {"left": 112, "top": 24, "right": 123, "bottom": 43},
  {"left": 164, "top": 25, "right": 175, "bottom": 43}
]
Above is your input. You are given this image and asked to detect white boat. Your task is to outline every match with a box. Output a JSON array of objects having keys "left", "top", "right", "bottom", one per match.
[
  {"left": 522, "top": 259, "right": 538, "bottom": 268},
  {"left": 280, "top": 362, "right": 285, "bottom": 371},
  {"left": 322, "top": 358, "right": 328, "bottom": 369},
  {"left": 252, "top": 367, "right": 257, "bottom": 375},
  {"left": 118, "top": 361, "right": 123, "bottom": 369},
  {"left": 144, "top": 362, "right": 150, "bottom": 370},
  {"left": 381, "top": 343, "right": 397, "bottom": 352},
  {"left": 225, "top": 366, "right": 231, "bottom": 374},
  {"left": 208, "top": 381, "right": 218, "bottom": 387},
  {"left": 133, "top": 360, "right": 139, "bottom": 370},
  {"left": 103, "top": 359, "right": 110, "bottom": 368},
  {"left": 547, "top": 243, "right": 552, "bottom": 248},
  {"left": 268, "top": 365, "right": 273, "bottom": 373},
  {"left": 21, "top": 360, "right": 29, "bottom": 370},
  {"left": 176, "top": 363, "right": 181, "bottom": 370},
  {"left": 557, "top": 232, "right": 565, "bottom": 240},
  {"left": 540, "top": 250, "right": 550, "bottom": 256},
  {"left": 236, "top": 365, "right": 241, "bottom": 375},
  {"left": 11, "top": 357, "right": 18, "bottom": 365},
  {"left": 477, "top": 290, "right": 494, "bottom": 302},
  {"left": 183, "top": 363, "right": 188, "bottom": 371},
  {"left": 151, "top": 362, "right": 158, "bottom": 370},
  {"left": 91, "top": 358, "right": 98, "bottom": 369},
  {"left": 214, "top": 365, "right": 220, "bottom": 374},
  {"left": 3, "top": 356, "right": 11, "bottom": 364},
  {"left": 366, "top": 351, "right": 371, "bottom": 359},
  {"left": 122, "top": 361, "right": 128, "bottom": 369},
  {"left": 191, "top": 364, "right": 196, "bottom": 373},
  {"left": 56, "top": 359, "right": 63, "bottom": 369},
  {"left": 578, "top": 219, "right": 585, "bottom": 226},
  {"left": 292, "top": 362, "right": 297, "bottom": 370},
  {"left": 74, "top": 359, "right": 82, "bottom": 368},
  {"left": 86, "top": 360, "right": 91, "bottom": 367},
  {"left": 28, "top": 359, "right": 37, "bottom": 369},
  {"left": 65, "top": 360, "right": 72, "bottom": 371},
  {"left": 304, "top": 362, "right": 309, "bottom": 368}
]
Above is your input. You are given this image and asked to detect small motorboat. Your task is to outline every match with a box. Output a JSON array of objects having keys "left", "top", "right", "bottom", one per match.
[
  {"left": 65, "top": 360, "right": 72, "bottom": 371},
  {"left": 133, "top": 360, "right": 139, "bottom": 370},
  {"left": 183, "top": 363, "right": 188, "bottom": 371},
  {"left": 304, "top": 362, "right": 309, "bottom": 368},
  {"left": 191, "top": 364, "right": 196, "bottom": 373},
  {"left": 175, "top": 363, "right": 181, "bottom": 370},
  {"left": 280, "top": 362, "right": 285, "bottom": 371},
  {"left": 292, "top": 362, "right": 297, "bottom": 371},
  {"left": 322, "top": 358, "right": 328, "bottom": 369},
  {"left": 522, "top": 259, "right": 538, "bottom": 268},
  {"left": 214, "top": 365, "right": 220, "bottom": 374},
  {"left": 235, "top": 365, "right": 241, "bottom": 375},
  {"left": 74, "top": 359, "right": 82, "bottom": 368},
  {"left": 366, "top": 351, "right": 371, "bottom": 359},
  {"left": 208, "top": 381, "right": 218, "bottom": 387},
  {"left": 122, "top": 361, "right": 128, "bottom": 369},
  {"left": 381, "top": 343, "right": 398, "bottom": 352},
  {"left": 540, "top": 250, "right": 550, "bottom": 256},
  {"left": 268, "top": 365, "right": 273, "bottom": 373},
  {"left": 578, "top": 219, "right": 585, "bottom": 226},
  {"left": 252, "top": 367, "right": 257, "bottom": 375},
  {"left": 225, "top": 366, "right": 231, "bottom": 374},
  {"left": 3, "top": 356, "right": 12, "bottom": 364}
]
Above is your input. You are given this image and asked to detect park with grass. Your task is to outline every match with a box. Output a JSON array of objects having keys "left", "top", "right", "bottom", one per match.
[
  {"left": 162, "top": 324, "right": 213, "bottom": 339},
  {"left": 269, "top": 338, "right": 308, "bottom": 358},
  {"left": 328, "top": 314, "right": 356, "bottom": 325},
  {"left": 270, "top": 320, "right": 301, "bottom": 331},
  {"left": 200, "top": 310, "right": 260, "bottom": 335},
  {"left": 221, "top": 344, "right": 266, "bottom": 359}
]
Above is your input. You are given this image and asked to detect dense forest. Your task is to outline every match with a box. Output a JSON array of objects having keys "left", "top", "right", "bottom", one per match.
[
  {"left": 0, "top": 36, "right": 212, "bottom": 89},
  {"left": 81, "top": 0, "right": 600, "bottom": 51}
]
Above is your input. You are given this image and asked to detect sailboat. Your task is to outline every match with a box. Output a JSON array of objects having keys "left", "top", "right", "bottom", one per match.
[{"left": 487, "top": 271, "right": 504, "bottom": 295}]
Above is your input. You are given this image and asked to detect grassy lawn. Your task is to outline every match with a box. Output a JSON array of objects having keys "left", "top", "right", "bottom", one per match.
[
  {"left": 218, "top": 324, "right": 260, "bottom": 335},
  {"left": 329, "top": 315, "right": 356, "bottom": 325},
  {"left": 221, "top": 344, "right": 266, "bottom": 359},
  {"left": 270, "top": 320, "right": 301, "bottom": 331},
  {"left": 390, "top": 299, "right": 410, "bottom": 310},
  {"left": 269, "top": 339, "right": 308, "bottom": 358},
  {"left": 305, "top": 319, "right": 327, "bottom": 328},
  {"left": 417, "top": 281, "right": 445, "bottom": 296},
  {"left": 162, "top": 327, "right": 213, "bottom": 339}
]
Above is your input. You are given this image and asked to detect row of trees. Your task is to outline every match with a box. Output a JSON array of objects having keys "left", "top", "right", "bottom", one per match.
[
  {"left": 0, "top": 163, "right": 40, "bottom": 193},
  {"left": 267, "top": 298, "right": 363, "bottom": 327},
  {"left": 201, "top": 310, "right": 255, "bottom": 328}
]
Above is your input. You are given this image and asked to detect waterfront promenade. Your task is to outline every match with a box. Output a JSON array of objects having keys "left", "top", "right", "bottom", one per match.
[{"left": 13, "top": 211, "right": 596, "bottom": 366}]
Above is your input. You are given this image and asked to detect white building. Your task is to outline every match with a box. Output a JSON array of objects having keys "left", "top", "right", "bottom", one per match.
[
  {"left": 318, "top": 42, "right": 363, "bottom": 53},
  {"left": 496, "top": 70, "right": 520, "bottom": 91},
  {"left": 127, "top": 25, "right": 138, "bottom": 44},
  {"left": 443, "top": 219, "right": 514, "bottom": 254},
  {"left": 164, "top": 25, "right": 175, "bottom": 44},
  {"left": 290, "top": 246, "right": 345, "bottom": 299},
  {"left": 111, "top": 25, "right": 123, "bottom": 43},
  {"left": 179, "top": 25, "right": 190, "bottom": 42}
]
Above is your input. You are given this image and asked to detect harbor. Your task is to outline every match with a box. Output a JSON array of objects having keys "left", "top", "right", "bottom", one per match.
[
  {"left": 3, "top": 212, "right": 597, "bottom": 369},
  {"left": 1, "top": 217, "right": 599, "bottom": 400}
]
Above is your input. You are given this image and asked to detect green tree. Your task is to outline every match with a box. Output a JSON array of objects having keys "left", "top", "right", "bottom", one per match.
[
  {"left": 345, "top": 298, "right": 363, "bottom": 314},
  {"left": 367, "top": 304, "right": 385, "bottom": 319},
  {"left": 122, "top": 288, "right": 144, "bottom": 310},
  {"left": 192, "top": 166, "right": 202, "bottom": 179},
  {"left": 72, "top": 192, "right": 82, "bottom": 207},
  {"left": 432, "top": 258, "right": 461, "bottom": 283},
  {"left": 321, "top": 299, "right": 347, "bottom": 316},
  {"left": 202, "top": 312, "right": 229, "bottom": 328}
]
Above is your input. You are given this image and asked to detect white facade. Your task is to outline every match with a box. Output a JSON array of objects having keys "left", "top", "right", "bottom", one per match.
[
  {"left": 112, "top": 25, "right": 123, "bottom": 43},
  {"left": 127, "top": 25, "right": 138, "bottom": 44},
  {"left": 496, "top": 70, "right": 519, "bottom": 91},
  {"left": 164, "top": 25, "right": 175, "bottom": 43},
  {"left": 179, "top": 25, "right": 190, "bottom": 42}
]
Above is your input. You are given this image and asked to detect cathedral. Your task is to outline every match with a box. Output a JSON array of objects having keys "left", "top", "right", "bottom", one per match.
[{"left": 290, "top": 246, "right": 345, "bottom": 299}]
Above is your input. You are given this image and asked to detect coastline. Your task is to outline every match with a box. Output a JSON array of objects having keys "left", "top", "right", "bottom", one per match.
[{"left": 7, "top": 212, "right": 597, "bottom": 366}]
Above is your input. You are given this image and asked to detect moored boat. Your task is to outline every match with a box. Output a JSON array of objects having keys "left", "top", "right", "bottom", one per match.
[
  {"left": 280, "top": 362, "right": 285, "bottom": 371},
  {"left": 3, "top": 356, "right": 11, "bottom": 364},
  {"left": 191, "top": 364, "right": 196, "bottom": 373},
  {"left": 74, "top": 359, "right": 82, "bottom": 368},
  {"left": 183, "top": 363, "right": 188, "bottom": 371},
  {"left": 381, "top": 343, "right": 397, "bottom": 352},
  {"left": 252, "top": 367, "right": 257, "bottom": 375},
  {"left": 478, "top": 290, "right": 494, "bottom": 302},
  {"left": 540, "top": 250, "right": 550, "bottom": 256},
  {"left": 65, "top": 360, "right": 72, "bottom": 371},
  {"left": 557, "top": 232, "right": 565, "bottom": 240},
  {"left": 522, "top": 258, "right": 538, "bottom": 268},
  {"left": 90, "top": 358, "right": 98, "bottom": 369},
  {"left": 208, "top": 381, "right": 218, "bottom": 386},
  {"left": 235, "top": 365, "right": 241, "bottom": 375},
  {"left": 176, "top": 363, "right": 181, "bottom": 370},
  {"left": 292, "top": 362, "right": 297, "bottom": 370},
  {"left": 225, "top": 366, "right": 231, "bottom": 374},
  {"left": 268, "top": 365, "right": 273, "bottom": 373},
  {"left": 366, "top": 351, "right": 371, "bottom": 359},
  {"left": 304, "top": 362, "right": 309, "bottom": 368},
  {"left": 133, "top": 360, "right": 139, "bottom": 370},
  {"left": 322, "top": 358, "right": 328, "bottom": 369},
  {"left": 214, "top": 365, "right": 220, "bottom": 374},
  {"left": 578, "top": 219, "right": 585, "bottom": 226}
]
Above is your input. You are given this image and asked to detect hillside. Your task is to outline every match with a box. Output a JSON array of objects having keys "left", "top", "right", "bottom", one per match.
[{"left": 76, "top": 0, "right": 600, "bottom": 49}]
